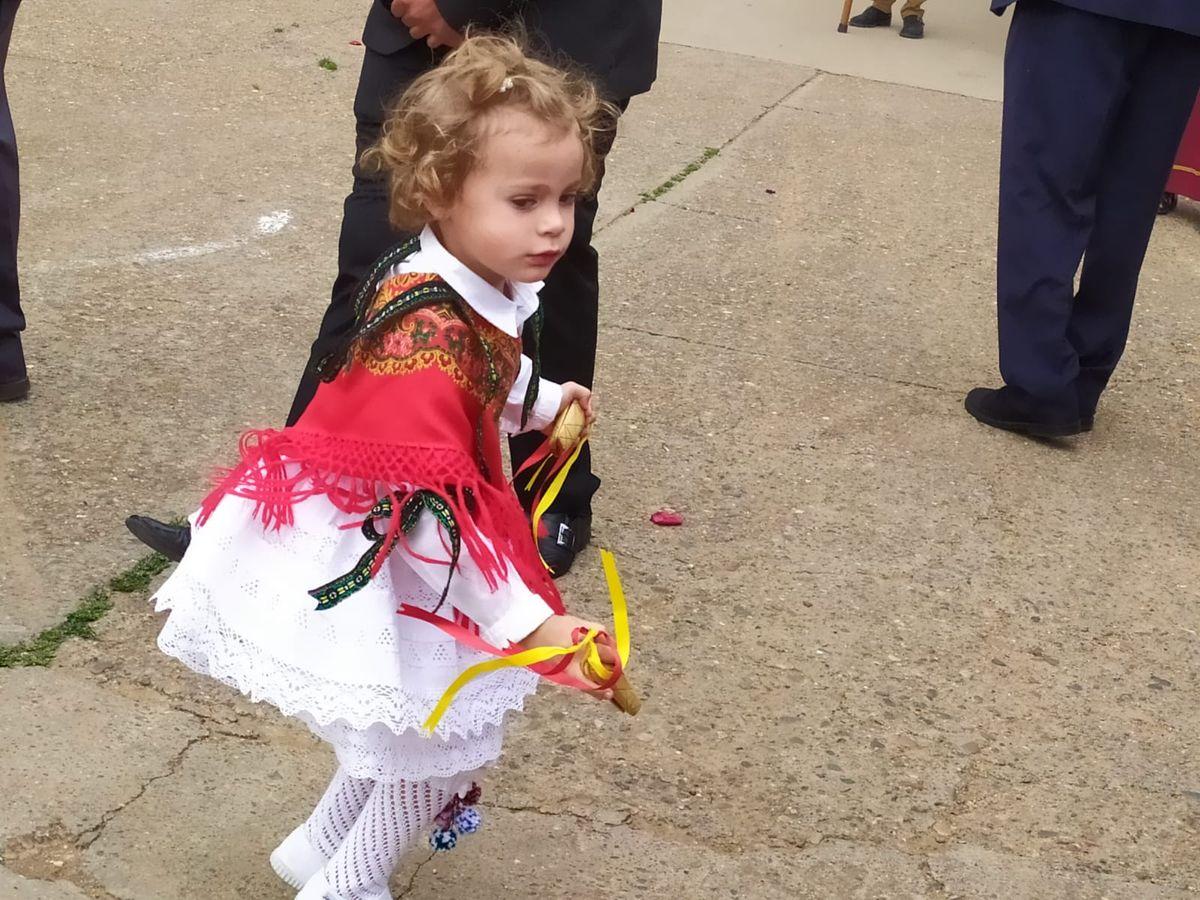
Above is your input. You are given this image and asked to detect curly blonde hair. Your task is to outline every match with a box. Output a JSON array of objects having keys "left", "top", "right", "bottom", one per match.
[{"left": 361, "top": 33, "right": 616, "bottom": 233}]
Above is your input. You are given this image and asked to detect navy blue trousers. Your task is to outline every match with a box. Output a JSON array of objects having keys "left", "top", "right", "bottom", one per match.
[
  {"left": 997, "top": 0, "right": 1200, "bottom": 414},
  {"left": 0, "top": 0, "right": 22, "bottom": 378}
]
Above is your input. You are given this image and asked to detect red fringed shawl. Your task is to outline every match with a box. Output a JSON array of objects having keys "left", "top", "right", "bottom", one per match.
[{"left": 198, "top": 263, "right": 564, "bottom": 615}]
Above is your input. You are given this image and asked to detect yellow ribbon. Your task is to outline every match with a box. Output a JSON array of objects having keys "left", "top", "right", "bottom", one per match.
[
  {"left": 582, "top": 549, "right": 630, "bottom": 681},
  {"left": 421, "top": 548, "right": 631, "bottom": 735},
  {"left": 523, "top": 455, "right": 551, "bottom": 492},
  {"left": 529, "top": 438, "right": 586, "bottom": 570}
]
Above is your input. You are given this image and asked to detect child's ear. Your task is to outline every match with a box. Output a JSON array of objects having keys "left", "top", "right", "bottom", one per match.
[{"left": 426, "top": 181, "right": 461, "bottom": 222}]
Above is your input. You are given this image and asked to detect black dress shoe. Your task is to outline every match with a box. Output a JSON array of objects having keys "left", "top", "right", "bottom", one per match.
[
  {"left": 1075, "top": 367, "right": 1111, "bottom": 433},
  {"left": 0, "top": 374, "right": 29, "bottom": 402},
  {"left": 0, "top": 333, "right": 28, "bottom": 402},
  {"left": 899, "top": 15, "right": 925, "bottom": 38},
  {"left": 536, "top": 512, "right": 591, "bottom": 578},
  {"left": 125, "top": 515, "right": 192, "bottom": 562},
  {"left": 964, "top": 386, "right": 1084, "bottom": 438},
  {"left": 849, "top": 5, "right": 892, "bottom": 27}
]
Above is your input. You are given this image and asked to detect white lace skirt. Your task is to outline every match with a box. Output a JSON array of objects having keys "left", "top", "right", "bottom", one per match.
[{"left": 153, "top": 490, "right": 539, "bottom": 784}]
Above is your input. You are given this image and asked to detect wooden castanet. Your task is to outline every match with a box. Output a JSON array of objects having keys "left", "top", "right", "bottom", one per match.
[{"left": 584, "top": 655, "right": 642, "bottom": 716}]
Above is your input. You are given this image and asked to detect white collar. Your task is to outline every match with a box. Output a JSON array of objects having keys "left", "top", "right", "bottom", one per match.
[{"left": 408, "top": 226, "right": 542, "bottom": 337}]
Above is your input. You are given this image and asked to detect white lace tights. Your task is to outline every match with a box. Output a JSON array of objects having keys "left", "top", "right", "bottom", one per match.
[
  {"left": 303, "top": 768, "right": 455, "bottom": 899},
  {"left": 303, "top": 769, "right": 375, "bottom": 858},
  {"left": 325, "top": 778, "right": 454, "bottom": 899}
]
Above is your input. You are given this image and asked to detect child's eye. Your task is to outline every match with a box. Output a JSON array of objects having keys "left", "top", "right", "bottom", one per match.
[
  {"left": 559, "top": 193, "right": 578, "bottom": 206},
  {"left": 510, "top": 197, "right": 537, "bottom": 211}
]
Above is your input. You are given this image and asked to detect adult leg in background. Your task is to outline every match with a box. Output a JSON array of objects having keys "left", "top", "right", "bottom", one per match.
[
  {"left": 286, "top": 43, "right": 439, "bottom": 425},
  {"left": 0, "top": 0, "right": 26, "bottom": 402},
  {"left": 966, "top": 0, "right": 1139, "bottom": 436},
  {"left": 1068, "top": 27, "right": 1200, "bottom": 418}
]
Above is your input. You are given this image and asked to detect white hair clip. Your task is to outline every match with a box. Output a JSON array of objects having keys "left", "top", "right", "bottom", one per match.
[{"left": 499, "top": 76, "right": 514, "bottom": 93}]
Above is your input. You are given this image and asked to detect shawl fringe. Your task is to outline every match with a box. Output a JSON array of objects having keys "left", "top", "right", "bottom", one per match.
[{"left": 198, "top": 428, "right": 562, "bottom": 611}]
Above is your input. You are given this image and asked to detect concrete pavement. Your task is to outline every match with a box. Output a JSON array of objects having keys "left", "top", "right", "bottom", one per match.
[{"left": 3, "top": 2, "right": 1200, "bottom": 898}]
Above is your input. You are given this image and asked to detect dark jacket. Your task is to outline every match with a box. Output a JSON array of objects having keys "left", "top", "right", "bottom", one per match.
[
  {"left": 362, "top": 0, "right": 662, "bottom": 99},
  {"left": 991, "top": 0, "right": 1200, "bottom": 36}
]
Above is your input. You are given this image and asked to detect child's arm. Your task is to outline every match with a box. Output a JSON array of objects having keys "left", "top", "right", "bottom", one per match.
[
  {"left": 403, "top": 509, "right": 556, "bottom": 648},
  {"left": 499, "top": 355, "right": 561, "bottom": 436},
  {"left": 500, "top": 357, "right": 597, "bottom": 436},
  {"left": 518, "top": 614, "right": 618, "bottom": 700},
  {"left": 402, "top": 512, "right": 614, "bottom": 699}
]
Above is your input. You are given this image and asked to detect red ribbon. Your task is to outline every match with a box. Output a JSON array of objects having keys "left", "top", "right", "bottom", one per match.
[{"left": 397, "top": 604, "right": 618, "bottom": 693}]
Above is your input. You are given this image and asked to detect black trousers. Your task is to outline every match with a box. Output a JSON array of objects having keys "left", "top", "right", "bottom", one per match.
[
  {"left": 287, "top": 43, "right": 622, "bottom": 516},
  {"left": 0, "top": 0, "right": 23, "bottom": 378},
  {"left": 996, "top": 0, "right": 1200, "bottom": 415}
]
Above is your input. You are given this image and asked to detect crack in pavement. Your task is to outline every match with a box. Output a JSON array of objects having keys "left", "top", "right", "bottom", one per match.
[
  {"left": 492, "top": 803, "right": 632, "bottom": 826},
  {"left": 602, "top": 321, "right": 956, "bottom": 395},
  {"left": 596, "top": 70, "right": 821, "bottom": 238},
  {"left": 6, "top": 725, "right": 261, "bottom": 899},
  {"left": 169, "top": 704, "right": 264, "bottom": 741},
  {"left": 396, "top": 849, "right": 436, "bottom": 898},
  {"left": 77, "top": 663, "right": 266, "bottom": 740},
  {"left": 77, "top": 732, "right": 212, "bottom": 850},
  {"left": 492, "top": 794, "right": 1128, "bottom": 892},
  {"left": 918, "top": 857, "right": 951, "bottom": 898},
  {"left": 654, "top": 198, "right": 761, "bottom": 224}
]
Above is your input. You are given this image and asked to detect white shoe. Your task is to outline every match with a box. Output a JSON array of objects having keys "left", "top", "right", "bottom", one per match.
[
  {"left": 295, "top": 870, "right": 391, "bottom": 900},
  {"left": 270, "top": 825, "right": 329, "bottom": 890}
]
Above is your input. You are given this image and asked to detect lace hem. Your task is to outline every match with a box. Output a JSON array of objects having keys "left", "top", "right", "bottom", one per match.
[
  {"left": 303, "top": 718, "right": 504, "bottom": 784},
  {"left": 154, "top": 584, "right": 539, "bottom": 743}
]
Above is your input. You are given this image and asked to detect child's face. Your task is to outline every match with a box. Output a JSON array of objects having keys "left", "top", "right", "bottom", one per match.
[{"left": 433, "top": 108, "right": 585, "bottom": 289}]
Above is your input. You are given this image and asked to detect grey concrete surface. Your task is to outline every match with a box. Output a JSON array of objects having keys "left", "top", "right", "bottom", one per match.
[
  {"left": 662, "top": 0, "right": 1008, "bottom": 101},
  {"left": 83, "top": 734, "right": 332, "bottom": 900},
  {"left": 4, "top": 1, "right": 1200, "bottom": 899},
  {"left": 928, "top": 846, "right": 1200, "bottom": 899},
  {"left": 0, "top": 668, "right": 204, "bottom": 846},
  {"left": 0, "top": 869, "right": 90, "bottom": 900}
]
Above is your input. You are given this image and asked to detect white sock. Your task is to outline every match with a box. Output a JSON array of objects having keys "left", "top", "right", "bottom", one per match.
[
  {"left": 324, "top": 779, "right": 452, "bottom": 899},
  {"left": 303, "top": 768, "right": 376, "bottom": 859}
]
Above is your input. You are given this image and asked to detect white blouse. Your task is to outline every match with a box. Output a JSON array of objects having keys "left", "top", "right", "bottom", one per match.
[{"left": 389, "top": 227, "right": 564, "bottom": 436}]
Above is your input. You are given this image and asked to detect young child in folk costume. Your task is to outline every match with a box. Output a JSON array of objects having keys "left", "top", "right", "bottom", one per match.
[{"left": 152, "top": 35, "right": 618, "bottom": 900}]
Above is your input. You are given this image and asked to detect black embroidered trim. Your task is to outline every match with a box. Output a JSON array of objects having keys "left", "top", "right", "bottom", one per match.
[
  {"left": 520, "top": 305, "right": 543, "bottom": 430},
  {"left": 313, "top": 236, "right": 423, "bottom": 381},
  {"left": 308, "top": 491, "right": 460, "bottom": 612},
  {"left": 353, "top": 236, "right": 421, "bottom": 321}
]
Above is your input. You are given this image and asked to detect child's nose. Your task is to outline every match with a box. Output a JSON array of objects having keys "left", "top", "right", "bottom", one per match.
[{"left": 540, "top": 207, "right": 566, "bottom": 236}]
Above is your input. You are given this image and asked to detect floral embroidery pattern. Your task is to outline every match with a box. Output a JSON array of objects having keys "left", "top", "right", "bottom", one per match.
[{"left": 354, "top": 273, "right": 521, "bottom": 408}]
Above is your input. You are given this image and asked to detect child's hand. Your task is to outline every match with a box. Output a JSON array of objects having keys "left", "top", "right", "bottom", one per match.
[
  {"left": 557, "top": 382, "right": 597, "bottom": 426},
  {"left": 520, "top": 614, "right": 619, "bottom": 701}
]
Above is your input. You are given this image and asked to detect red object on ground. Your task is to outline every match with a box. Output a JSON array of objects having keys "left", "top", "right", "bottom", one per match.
[
  {"left": 1166, "top": 92, "right": 1200, "bottom": 201},
  {"left": 650, "top": 509, "right": 684, "bottom": 527},
  {"left": 349, "top": 39, "right": 363, "bottom": 46}
]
